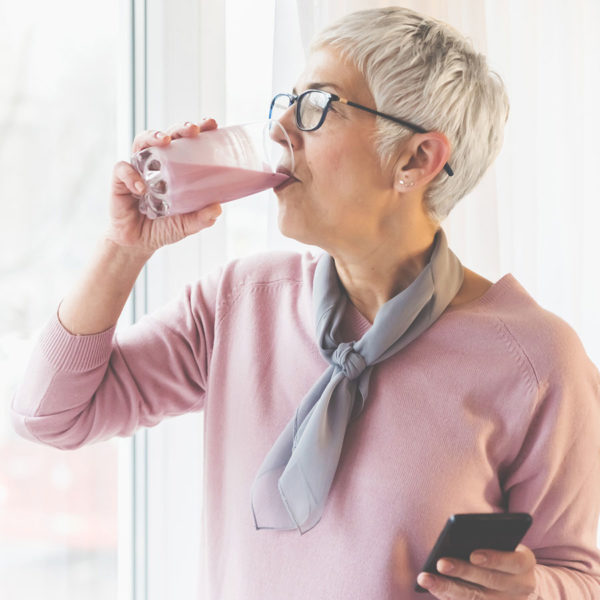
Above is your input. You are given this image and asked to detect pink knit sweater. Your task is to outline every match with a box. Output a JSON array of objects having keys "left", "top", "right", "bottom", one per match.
[{"left": 11, "top": 249, "right": 600, "bottom": 599}]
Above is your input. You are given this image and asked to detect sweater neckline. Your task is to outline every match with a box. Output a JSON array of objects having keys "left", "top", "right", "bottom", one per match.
[
  {"left": 343, "top": 273, "right": 518, "bottom": 337},
  {"left": 443, "top": 272, "right": 516, "bottom": 314}
]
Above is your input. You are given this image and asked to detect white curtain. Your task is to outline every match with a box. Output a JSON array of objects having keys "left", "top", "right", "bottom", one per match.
[
  {"left": 271, "top": 0, "right": 600, "bottom": 367},
  {"left": 136, "top": 2, "right": 599, "bottom": 592}
]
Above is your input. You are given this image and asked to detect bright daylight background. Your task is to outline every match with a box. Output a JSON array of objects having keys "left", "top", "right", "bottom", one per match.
[{"left": 0, "top": 0, "right": 598, "bottom": 598}]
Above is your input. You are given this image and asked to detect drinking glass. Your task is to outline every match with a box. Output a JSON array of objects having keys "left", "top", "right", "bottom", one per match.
[{"left": 131, "top": 120, "right": 294, "bottom": 219}]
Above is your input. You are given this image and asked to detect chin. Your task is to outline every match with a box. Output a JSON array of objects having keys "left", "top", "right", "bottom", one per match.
[
  {"left": 274, "top": 184, "right": 323, "bottom": 246},
  {"left": 277, "top": 212, "right": 323, "bottom": 248}
]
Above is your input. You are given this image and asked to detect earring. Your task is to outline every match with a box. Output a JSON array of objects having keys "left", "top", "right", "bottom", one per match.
[{"left": 399, "top": 175, "right": 415, "bottom": 188}]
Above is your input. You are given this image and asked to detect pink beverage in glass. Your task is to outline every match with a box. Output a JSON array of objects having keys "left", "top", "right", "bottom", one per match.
[{"left": 130, "top": 120, "right": 294, "bottom": 219}]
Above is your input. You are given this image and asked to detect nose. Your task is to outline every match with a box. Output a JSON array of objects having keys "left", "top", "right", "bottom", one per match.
[
  {"left": 268, "top": 118, "right": 296, "bottom": 174},
  {"left": 269, "top": 102, "right": 303, "bottom": 152}
]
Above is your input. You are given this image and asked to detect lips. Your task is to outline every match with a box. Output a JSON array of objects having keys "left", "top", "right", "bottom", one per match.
[
  {"left": 276, "top": 165, "right": 298, "bottom": 180},
  {"left": 274, "top": 165, "right": 300, "bottom": 192}
]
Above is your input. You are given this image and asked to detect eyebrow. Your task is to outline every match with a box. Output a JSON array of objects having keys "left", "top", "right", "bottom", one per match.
[{"left": 292, "top": 82, "right": 343, "bottom": 95}]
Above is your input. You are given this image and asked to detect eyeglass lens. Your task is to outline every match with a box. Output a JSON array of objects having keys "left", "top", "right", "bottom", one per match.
[{"left": 270, "top": 91, "right": 329, "bottom": 130}]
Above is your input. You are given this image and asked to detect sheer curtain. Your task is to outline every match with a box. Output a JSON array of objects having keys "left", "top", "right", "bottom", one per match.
[{"left": 274, "top": 0, "right": 600, "bottom": 368}]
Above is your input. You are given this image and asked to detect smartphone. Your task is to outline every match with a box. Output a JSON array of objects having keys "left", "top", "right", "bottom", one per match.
[{"left": 414, "top": 512, "right": 533, "bottom": 593}]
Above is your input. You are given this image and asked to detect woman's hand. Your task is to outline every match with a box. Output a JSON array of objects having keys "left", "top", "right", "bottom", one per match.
[
  {"left": 107, "top": 118, "right": 223, "bottom": 258},
  {"left": 416, "top": 544, "right": 537, "bottom": 599}
]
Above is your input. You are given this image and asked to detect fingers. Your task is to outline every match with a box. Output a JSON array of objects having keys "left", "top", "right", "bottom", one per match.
[
  {"left": 416, "top": 572, "right": 492, "bottom": 599},
  {"left": 432, "top": 558, "right": 529, "bottom": 594},
  {"left": 113, "top": 160, "right": 147, "bottom": 197},
  {"left": 165, "top": 118, "right": 217, "bottom": 139},
  {"left": 131, "top": 130, "right": 172, "bottom": 156},
  {"left": 131, "top": 117, "right": 218, "bottom": 154},
  {"left": 467, "top": 545, "right": 537, "bottom": 576},
  {"left": 416, "top": 545, "right": 536, "bottom": 598},
  {"left": 180, "top": 202, "right": 223, "bottom": 236}
]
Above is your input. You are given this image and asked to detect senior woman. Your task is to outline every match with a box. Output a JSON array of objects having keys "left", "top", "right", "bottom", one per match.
[{"left": 11, "top": 6, "right": 600, "bottom": 599}]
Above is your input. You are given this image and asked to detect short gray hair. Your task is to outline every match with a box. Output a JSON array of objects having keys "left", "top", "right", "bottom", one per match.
[{"left": 309, "top": 6, "right": 510, "bottom": 224}]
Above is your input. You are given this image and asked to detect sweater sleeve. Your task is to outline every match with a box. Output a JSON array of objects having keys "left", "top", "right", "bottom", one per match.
[
  {"left": 501, "top": 323, "right": 600, "bottom": 599},
  {"left": 10, "top": 266, "right": 222, "bottom": 450}
]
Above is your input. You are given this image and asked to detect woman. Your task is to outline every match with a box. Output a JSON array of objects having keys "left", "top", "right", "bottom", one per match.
[{"left": 12, "top": 6, "right": 600, "bottom": 599}]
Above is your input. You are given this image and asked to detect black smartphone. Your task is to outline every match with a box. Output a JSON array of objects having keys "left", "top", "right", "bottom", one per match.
[{"left": 414, "top": 512, "right": 533, "bottom": 593}]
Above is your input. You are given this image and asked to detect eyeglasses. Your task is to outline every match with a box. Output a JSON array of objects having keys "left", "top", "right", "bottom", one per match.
[{"left": 269, "top": 89, "right": 454, "bottom": 177}]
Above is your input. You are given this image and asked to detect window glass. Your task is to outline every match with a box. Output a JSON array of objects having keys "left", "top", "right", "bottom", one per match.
[{"left": 0, "top": 0, "right": 119, "bottom": 597}]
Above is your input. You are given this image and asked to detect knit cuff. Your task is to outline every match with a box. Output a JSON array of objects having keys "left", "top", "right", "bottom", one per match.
[{"left": 39, "top": 308, "right": 117, "bottom": 373}]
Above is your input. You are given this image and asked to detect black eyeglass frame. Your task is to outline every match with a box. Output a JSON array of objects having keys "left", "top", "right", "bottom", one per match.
[{"left": 269, "top": 89, "right": 454, "bottom": 177}]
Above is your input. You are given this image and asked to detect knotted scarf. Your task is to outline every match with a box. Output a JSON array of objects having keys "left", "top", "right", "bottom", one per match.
[{"left": 250, "top": 228, "right": 464, "bottom": 534}]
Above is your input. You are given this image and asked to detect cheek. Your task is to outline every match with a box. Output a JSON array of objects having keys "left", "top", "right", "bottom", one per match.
[
  {"left": 303, "top": 130, "right": 382, "bottom": 208},
  {"left": 306, "top": 148, "right": 348, "bottom": 191},
  {"left": 327, "top": 151, "right": 345, "bottom": 174}
]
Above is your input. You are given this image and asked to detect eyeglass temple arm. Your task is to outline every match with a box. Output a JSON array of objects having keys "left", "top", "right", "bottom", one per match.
[{"left": 340, "top": 98, "right": 454, "bottom": 177}]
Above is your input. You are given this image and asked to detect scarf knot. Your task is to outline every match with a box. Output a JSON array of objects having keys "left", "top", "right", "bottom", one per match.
[{"left": 332, "top": 341, "right": 367, "bottom": 381}]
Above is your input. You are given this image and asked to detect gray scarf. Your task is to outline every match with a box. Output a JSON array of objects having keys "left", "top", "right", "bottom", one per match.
[{"left": 250, "top": 228, "right": 464, "bottom": 534}]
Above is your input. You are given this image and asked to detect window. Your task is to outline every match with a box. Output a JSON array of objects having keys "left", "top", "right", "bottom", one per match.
[{"left": 0, "top": 0, "right": 120, "bottom": 597}]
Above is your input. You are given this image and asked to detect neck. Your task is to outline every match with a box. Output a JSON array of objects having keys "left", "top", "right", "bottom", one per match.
[{"left": 331, "top": 219, "right": 440, "bottom": 324}]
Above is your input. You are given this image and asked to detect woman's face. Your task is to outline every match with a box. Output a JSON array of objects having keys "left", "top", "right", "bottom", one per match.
[{"left": 273, "top": 47, "right": 399, "bottom": 254}]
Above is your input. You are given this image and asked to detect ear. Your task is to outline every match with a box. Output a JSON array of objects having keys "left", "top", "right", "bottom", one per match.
[{"left": 393, "top": 132, "right": 451, "bottom": 192}]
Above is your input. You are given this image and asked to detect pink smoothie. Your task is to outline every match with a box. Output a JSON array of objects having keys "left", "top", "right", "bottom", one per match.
[{"left": 157, "top": 162, "right": 290, "bottom": 215}]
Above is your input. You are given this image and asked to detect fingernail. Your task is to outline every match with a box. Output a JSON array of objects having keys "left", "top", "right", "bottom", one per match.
[
  {"left": 471, "top": 552, "right": 487, "bottom": 565},
  {"left": 135, "top": 181, "right": 145, "bottom": 193}
]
